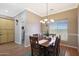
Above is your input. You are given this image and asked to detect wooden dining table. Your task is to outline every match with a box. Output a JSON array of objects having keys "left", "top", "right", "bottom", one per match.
[
  {"left": 38, "top": 38, "right": 55, "bottom": 55},
  {"left": 38, "top": 38, "right": 55, "bottom": 47},
  {"left": 39, "top": 39, "right": 50, "bottom": 47}
]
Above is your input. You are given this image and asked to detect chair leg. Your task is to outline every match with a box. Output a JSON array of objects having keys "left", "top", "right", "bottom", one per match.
[
  {"left": 31, "top": 52, "right": 33, "bottom": 56},
  {"left": 31, "top": 49, "right": 34, "bottom": 56}
]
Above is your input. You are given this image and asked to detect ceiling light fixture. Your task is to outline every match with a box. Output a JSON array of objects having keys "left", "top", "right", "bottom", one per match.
[
  {"left": 40, "top": 3, "right": 55, "bottom": 36},
  {"left": 40, "top": 4, "right": 55, "bottom": 24},
  {"left": 44, "top": 19, "right": 48, "bottom": 22},
  {"left": 40, "top": 20, "right": 45, "bottom": 24},
  {"left": 50, "top": 19, "right": 55, "bottom": 22}
]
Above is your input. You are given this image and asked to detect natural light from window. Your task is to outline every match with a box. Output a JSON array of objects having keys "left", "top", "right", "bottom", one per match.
[{"left": 49, "top": 20, "right": 68, "bottom": 41}]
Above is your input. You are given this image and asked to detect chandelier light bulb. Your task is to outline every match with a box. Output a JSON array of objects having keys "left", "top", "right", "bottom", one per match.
[
  {"left": 40, "top": 20, "right": 45, "bottom": 24},
  {"left": 42, "top": 21, "right": 45, "bottom": 24},
  {"left": 44, "top": 19, "right": 48, "bottom": 22},
  {"left": 50, "top": 19, "right": 55, "bottom": 22},
  {"left": 40, "top": 20, "right": 43, "bottom": 23}
]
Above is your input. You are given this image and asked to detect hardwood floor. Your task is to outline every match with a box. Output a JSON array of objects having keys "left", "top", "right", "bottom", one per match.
[
  {"left": 0, "top": 42, "right": 31, "bottom": 56},
  {"left": 60, "top": 44, "right": 79, "bottom": 56},
  {"left": 0, "top": 42, "right": 78, "bottom": 56}
]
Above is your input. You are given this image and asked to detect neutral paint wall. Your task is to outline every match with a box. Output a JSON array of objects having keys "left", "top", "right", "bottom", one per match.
[
  {"left": 78, "top": 5, "right": 79, "bottom": 52},
  {"left": 25, "top": 10, "right": 41, "bottom": 46},
  {"left": 27, "top": 10, "right": 41, "bottom": 35},
  {"left": 41, "top": 8, "right": 78, "bottom": 47}
]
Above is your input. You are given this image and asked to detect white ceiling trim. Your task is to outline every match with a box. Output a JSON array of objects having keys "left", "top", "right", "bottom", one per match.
[
  {"left": 26, "top": 8, "right": 41, "bottom": 17},
  {"left": 48, "top": 6, "right": 77, "bottom": 16},
  {"left": 26, "top": 5, "right": 78, "bottom": 17}
]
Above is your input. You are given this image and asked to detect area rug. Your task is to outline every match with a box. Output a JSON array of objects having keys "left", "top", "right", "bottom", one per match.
[{"left": 23, "top": 47, "right": 67, "bottom": 56}]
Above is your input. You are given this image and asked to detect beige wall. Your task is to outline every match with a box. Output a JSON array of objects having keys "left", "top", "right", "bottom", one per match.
[
  {"left": 41, "top": 8, "right": 78, "bottom": 47},
  {"left": 27, "top": 10, "right": 41, "bottom": 35},
  {"left": 24, "top": 10, "right": 42, "bottom": 46},
  {"left": 78, "top": 5, "right": 79, "bottom": 52}
]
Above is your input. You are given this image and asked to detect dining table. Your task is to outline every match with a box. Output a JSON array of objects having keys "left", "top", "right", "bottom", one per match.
[
  {"left": 38, "top": 38, "right": 56, "bottom": 55},
  {"left": 38, "top": 38, "right": 55, "bottom": 47}
]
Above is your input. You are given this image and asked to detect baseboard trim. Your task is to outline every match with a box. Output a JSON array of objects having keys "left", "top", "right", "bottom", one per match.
[
  {"left": 61, "top": 43, "right": 77, "bottom": 49},
  {"left": 24, "top": 44, "right": 30, "bottom": 47},
  {"left": 15, "top": 41, "right": 21, "bottom": 45}
]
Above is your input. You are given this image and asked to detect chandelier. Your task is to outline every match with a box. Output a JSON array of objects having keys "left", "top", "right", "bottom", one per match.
[
  {"left": 40, "top": 3, "right": 55, "bottom": 24},
  {"left": 40, "top": 19, "right": 54, "bottom": 24}
]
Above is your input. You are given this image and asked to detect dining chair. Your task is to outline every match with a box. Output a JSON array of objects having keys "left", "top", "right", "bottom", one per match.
[
  {"left": 29, "top": 36, "right": 44, "bottom": 56},
  {"left": 49, "top": 34, "right": 56, "bottom": 37},
  {"left": 29, "top": 36, "right": 40, "bottom": 56},
  {"left": 56, "top": 37, "right": 60, "bottom": 56},
  {"left": 47, "top": 36, "right": 60, "bottom": 56},
  {"left": 33, "top": 34, "right": 44, "bottom": 40},
  {"left": 33, "top": 34, "right": 39, "bottom": 36}
]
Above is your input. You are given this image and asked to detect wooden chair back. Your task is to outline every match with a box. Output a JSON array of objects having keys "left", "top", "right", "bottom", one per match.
[
  {"left": 29, "top": 36, "right": 40, "bottom": 56},
  {"left": 47, "top": 36, "right": 61, "bottom": 56},
  {"left": 55, "top": 37, "right": 60, "bottom": 55},
  {"left": 33, "top": 34, "right": 39, "bottom": 36}
]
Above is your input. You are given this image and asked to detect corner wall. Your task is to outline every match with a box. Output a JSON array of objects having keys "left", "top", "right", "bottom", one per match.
[
  {"left": 14, "top": 10, "right": 27, "bottom": 45},
  {"left": 14, "top": 10, "right": 41, "bottom": 47}
]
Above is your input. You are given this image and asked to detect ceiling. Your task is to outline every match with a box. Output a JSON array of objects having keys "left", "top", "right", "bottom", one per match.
[{"left": 0, "top": 3, "right": 78, "bottom": 17}]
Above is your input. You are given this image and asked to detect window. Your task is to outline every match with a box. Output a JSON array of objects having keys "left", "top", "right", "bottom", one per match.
[{"left": 49, "top": 20, "right": 68, "bottom": 41}]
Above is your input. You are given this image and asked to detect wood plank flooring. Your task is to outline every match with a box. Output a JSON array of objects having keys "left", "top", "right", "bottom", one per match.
[
  {"left": 60, "top": 44, "right": 79, "bottom": 56},
  {"left": 0, "top": 42, "right": 31, "bottom": 56},
  {"left": 0, "top": 42, "right": 78, "bottom": 56}
]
